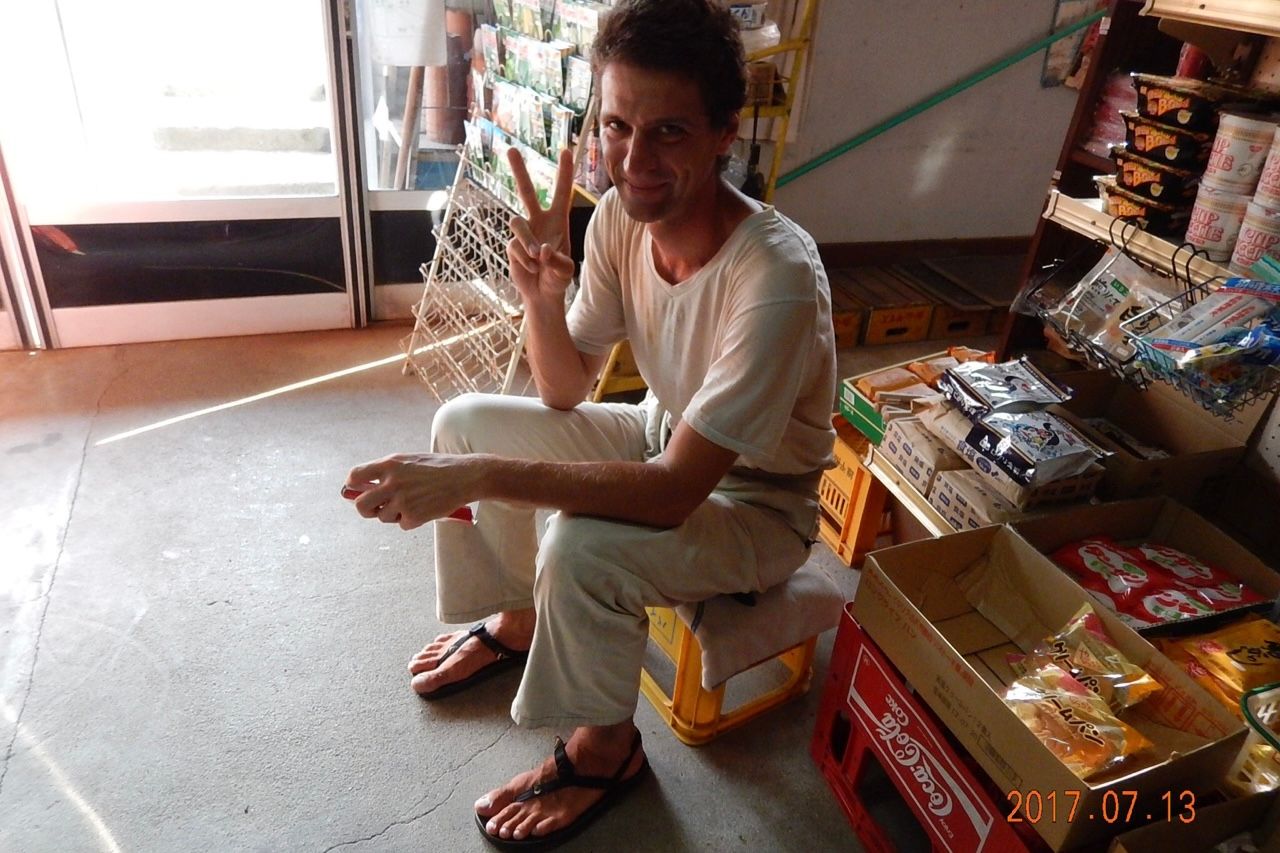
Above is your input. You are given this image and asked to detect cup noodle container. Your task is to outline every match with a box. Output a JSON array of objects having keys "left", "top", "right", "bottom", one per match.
[
  {"left": 1229, "top": 200, "right": 1280, "bottom": 273},
  {"left": 1254, "top": 126, "right": 1280, "bottom": 209},
  {"left": 1186, "top": 183, "right": 1252, "bottom": 262},
  {"left": 1201, "top": 111, "right": 1279, "bottom": 194}
]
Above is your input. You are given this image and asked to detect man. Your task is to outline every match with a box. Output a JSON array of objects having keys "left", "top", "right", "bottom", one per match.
[{"left": 347, "top": 0, "right": 835, "bottom": 846}]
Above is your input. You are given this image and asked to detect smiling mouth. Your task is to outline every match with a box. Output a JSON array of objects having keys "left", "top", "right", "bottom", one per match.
[{"left": 625, "top": 180, "right": 667, "bottom": 194}]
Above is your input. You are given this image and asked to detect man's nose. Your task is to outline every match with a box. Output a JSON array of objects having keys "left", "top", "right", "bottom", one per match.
[{"left": 624, "top": 132, "right": 656, "bottom": 173}]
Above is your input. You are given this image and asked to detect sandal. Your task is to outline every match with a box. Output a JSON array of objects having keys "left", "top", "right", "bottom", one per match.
[
  {"left": 475, "top": 730, "right": 650, "bottom": 851},
  {"left": 416, "top": 622, "right": 529, "bottom": 701}
]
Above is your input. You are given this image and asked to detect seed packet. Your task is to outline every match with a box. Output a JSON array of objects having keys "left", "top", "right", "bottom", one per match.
[
  {"left": 936, "top": 357, "right": 1072, "bottom": 420},
  {"left": 1004, "top": 663, "right": 1153, "bottom": 780},
  {"left": 1011, "top": 602, "right": 1163, "bottom": 712}
]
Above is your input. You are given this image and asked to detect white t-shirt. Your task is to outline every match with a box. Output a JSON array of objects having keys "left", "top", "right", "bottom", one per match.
[{"left": 567, "top": 188, "right": 837, "bottom": 475}]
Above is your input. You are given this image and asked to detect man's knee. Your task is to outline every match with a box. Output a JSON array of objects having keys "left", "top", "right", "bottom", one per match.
[
  {"left": 536, "top": 515, "right": 644, "bottom": 610},
  {"left": 431, "top": 393, "right": 499, "bottom": 453}
]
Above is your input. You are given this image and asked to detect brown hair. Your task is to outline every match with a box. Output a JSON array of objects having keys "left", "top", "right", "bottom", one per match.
[{"left": 590, "top": 0, "right": 747, "bottom": 130}]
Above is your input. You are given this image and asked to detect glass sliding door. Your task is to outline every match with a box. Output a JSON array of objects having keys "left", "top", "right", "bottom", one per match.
[{"left": 0, "top": 0, "right": 355, "bottom": 347}]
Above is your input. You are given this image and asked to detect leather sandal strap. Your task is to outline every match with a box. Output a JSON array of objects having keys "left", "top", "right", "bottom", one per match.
[
  {"left": 465, "top": 622, "right": 525, "bottom": 661},
  {"left": 513, "top": 730, "right": 643, "bottom": 803}
]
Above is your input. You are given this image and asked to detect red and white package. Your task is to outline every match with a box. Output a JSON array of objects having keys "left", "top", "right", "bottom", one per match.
[
  {"left": 1132, "top": 542, "right": 1267, "bottom": 612},
  {"left": 1126, "top": 589, "right": 1217, "bottom": 625},
  {"left": 1052, "top": 538, "right": 1175, "bottom": 611}
]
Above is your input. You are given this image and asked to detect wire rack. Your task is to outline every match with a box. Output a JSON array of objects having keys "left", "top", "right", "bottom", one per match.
[
  {"left": 400, "top": 158, "right": 527, "bottom": 402},
  {"left": 1121, "top": 279, "right": 1280, "bottom": 420}
]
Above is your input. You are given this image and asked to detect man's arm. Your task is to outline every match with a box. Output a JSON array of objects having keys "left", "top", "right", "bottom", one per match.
[
  {"left": 505, "top": 148, "right": 606, "bottom": 409},
  {"left": 349, "top": 419, "right": 738, "bottom": 530}
]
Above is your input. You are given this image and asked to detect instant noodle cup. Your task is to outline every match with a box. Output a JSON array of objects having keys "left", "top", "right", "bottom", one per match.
[
  {"left": 1202, "top": 111, "right": 1279, "bottom": 194},
  {"left": 1004, "top": 663, "right": 1153, "bottom": 780},
  {"left": 1098, "top": 176, "right": 1192, "bottom": 237},
  {"left": 1013, "top": 602, "right": 1163, "bottom": 712},
  {"left": 1112, "top": 145, "right": 1200, "bottom": 202},
  {"left": 1230, "top": 200, "right": 1280, "bottom": 274},
  {"left": 1254, "top": 125, "right": 1280, "bottom": 208},
  {"left": 1131, "top": 73, "right": 1239, "bottom": 131},
  {"left": 1186, "top": 183, "right": 1252, "bottom": 261},
  {"left": 1122, "top": 110, "right": 1213, "bottom": 168},
  {"left": 1184, "top": 616, "right": 1280, "bottom": 695}
]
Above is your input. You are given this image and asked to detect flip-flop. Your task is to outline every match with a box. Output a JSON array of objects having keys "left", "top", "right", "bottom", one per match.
[
  {"left": 475, "top": 729, "right": 651, "bottom": 851},
  {"left": 416, "top": 622, "right": 529, "bottom": 701}
]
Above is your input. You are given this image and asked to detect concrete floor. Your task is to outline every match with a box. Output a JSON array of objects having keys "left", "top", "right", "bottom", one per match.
[{"left": 0, "top": 324, "right": 989, "bottom": 852}]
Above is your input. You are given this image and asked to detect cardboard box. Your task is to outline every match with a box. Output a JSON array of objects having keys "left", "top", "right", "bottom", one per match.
[
  {"left": 920, "top": 403, "right": 1104, "bottom": 510},
  {"left": 1109, "top": 789, "right": 1278, "bottom": 852},
  {"left": 881, "top": 417, "right": 967, "bottom": 498},
  {"left": 1052, "top": 370, "right": 1262, "bottom": 503},
  {"left": 1012, "top": 497, "right": 1280, "bottom": 630},
  {"left": 853, "top": 526, "right": 1246, "bottom": 851},
  {"left": 929, "top": 469, "right": 1021, "bottom": 530}
]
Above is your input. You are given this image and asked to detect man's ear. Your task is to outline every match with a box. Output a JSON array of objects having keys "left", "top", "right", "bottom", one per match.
[{"left": 717, "top": 111, "right": 740, "bottom": 155}]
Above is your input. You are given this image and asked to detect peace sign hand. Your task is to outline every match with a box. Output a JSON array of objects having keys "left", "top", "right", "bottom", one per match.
[{"left": 506, "top": 147, "right": 577, "bottom": 307}]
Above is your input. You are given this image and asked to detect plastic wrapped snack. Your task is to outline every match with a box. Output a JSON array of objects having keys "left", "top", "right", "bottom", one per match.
[
  {"left": 936, "top": 357, "right": 1072, "bottom": 420},
  {"left": 1183, "top": 616, "right": 1280, "bottom": 696},
  {"left": 1156, "top": 638, "right": 1245, "bottom": 720},
  {"left": 855, "top": 367, "right": 920, "bottom": 401},
  {"left": 1134, "top": 542, "right": 1268, "bottom": 611},
  {"left": 1004, "top": 663, "right": 1153, "bottom": 780},
  {"left": 907, "top": 356, "right": 960, "bottom": 386},
  {"left": 968, "top": 411, "right": 1106, "bottom": 486},
  {"left": 1012, "top": 603, "right": 1163, "bottom": 712},
  {"left": 1052, "top": 537, "right": 1174, "bottom": 612},
  {"left": 1043, "top": 249, "right": 1176, "bottom": 362},
  {"left": 1148, "top": 279, "right": 1280, "bottom": 346}
]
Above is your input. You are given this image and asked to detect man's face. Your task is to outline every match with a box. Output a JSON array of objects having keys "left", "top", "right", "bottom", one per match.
[{"left": 598, "top": 62, "right": 738, "bottom": 224}]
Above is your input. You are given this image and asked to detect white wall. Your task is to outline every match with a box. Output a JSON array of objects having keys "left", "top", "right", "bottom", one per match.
[{"left": 776, "top": 0, "right": 1082, "bottom": 244}]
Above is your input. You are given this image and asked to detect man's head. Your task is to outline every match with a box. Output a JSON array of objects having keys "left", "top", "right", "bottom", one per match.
[{"left": 591, "top": 0, "right": 747, "bottom": 131}]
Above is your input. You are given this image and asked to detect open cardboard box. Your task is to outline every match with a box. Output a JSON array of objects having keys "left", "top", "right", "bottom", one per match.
[
  {"left": 1109, "top": 789, "right": 1279, "bottom": 852},
  {"left": 1051, "top": 370, "right": 1263, "bottom": 503},
  {"left": 853, "top": 525, "right": 1246, "bottom": 851},
  {"left": 1012, "top": 498, "right": 1280, "bottom": 630}
]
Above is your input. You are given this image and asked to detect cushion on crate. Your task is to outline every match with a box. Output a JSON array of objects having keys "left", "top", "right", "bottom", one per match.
[{"left": 674, "top": 563, "right": 845, "bottom": 690}]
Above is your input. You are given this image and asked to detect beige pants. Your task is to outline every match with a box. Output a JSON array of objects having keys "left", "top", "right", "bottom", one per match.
[{"left": 430, "top": 393, "right": 818, "bottom": 729}]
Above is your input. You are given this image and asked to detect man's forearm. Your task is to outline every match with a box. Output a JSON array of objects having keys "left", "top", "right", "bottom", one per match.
[
  {"left": 521, "top": 300, "right": 596, "bottom": 409},
  {"left": 474, "top": 454, "right": 700, "bottom": 529}
]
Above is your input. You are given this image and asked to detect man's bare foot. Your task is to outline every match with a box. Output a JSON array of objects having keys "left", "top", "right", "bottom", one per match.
[
  {"left": 408, "top": 608, "right": 535, "bottom": 697},
  {"left": 474, "top": 720, "right": 648, "bottom": 843}
]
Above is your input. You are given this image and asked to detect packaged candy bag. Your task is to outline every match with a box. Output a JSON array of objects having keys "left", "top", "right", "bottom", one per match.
[
  {"left": 1126, "top": 588, "right": 1217, "bottom": 624},
  {"left": 1052, "top": 538, "right": 1175, "bottom": 611},
  {"left": 1004, "top": 663, "right": 1153, "bottom": 780},
  {"left": 1156, "top": 638, "right": 1245, "bottom": 721},
  {"left": 1133, "top": 542, "right": 1268, "bottom": 612},
  {"left": 1013, "top": 603, "right": 1163, "bottom": 712},
  {"left": 936, "top": 357, "right": 1072, "bottom": 419},
  {"left": 1183, "top": 616, "right": 1280, "bottom": 695}
]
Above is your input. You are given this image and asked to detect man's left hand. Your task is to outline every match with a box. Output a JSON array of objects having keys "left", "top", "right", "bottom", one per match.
[{"left": 345, "top": 454, "right": 482, "bottom": 530}]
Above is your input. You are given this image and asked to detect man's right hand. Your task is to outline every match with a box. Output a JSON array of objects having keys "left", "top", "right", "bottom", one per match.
[{"left": 506, "top": 147, "right": 576, "bottom": 307}]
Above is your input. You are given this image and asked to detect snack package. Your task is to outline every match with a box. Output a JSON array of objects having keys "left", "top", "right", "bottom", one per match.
[
  {"left": 936, "top": 357, "right": 1073, "bottom": 419},
  {"left": 1182, "top": 616, "right": 1280, "bottom": 695},
  {"left": 1052, "top": 538, "right": 1175, "bottom": 611},
  {"left": 1126, "top": 588, "right": 1218, "bottom": 625},
  {"left": 855, "top": 367, "right": 919, "bottom": 401},
  {"left": 1012, "top": 603, "right": 1163, "bottom": 712},
  {"left": 1044, "top": 249, "right": 1176, "bottom": 361},
  {"left": 907, "top": 355, "right": 960, "bottom": 386},
  {"left": 1133, "top": 542, "right": 1268, "bottom": 612},
  {"left": 1148, "top": 278, "right": 1280, "bottom": 345},
  {"left": 968, "top": 411, "right": 1105, "bottom": 486},
  {"left": 1155, "top": 638, "right": 1245, "bottom": 720},
  {"left": 1004, "top": 663, "right": 1153, "bottom": 780},
  {"left": 947, "top": 346, "right": 995, "bottom": 364}
]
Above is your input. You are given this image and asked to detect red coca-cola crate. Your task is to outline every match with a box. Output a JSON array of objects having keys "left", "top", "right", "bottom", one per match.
[{"left": 811, "top": 604, "right": 1048, "bottom": 852}]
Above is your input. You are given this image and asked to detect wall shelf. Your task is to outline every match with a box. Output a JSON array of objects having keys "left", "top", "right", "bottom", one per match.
[
  {"left": 1042, "top": 189, "right": 1234, "bottom": 284},
  {"left": 1141, "top": 0, "right": 1280, "bottom": 39}
]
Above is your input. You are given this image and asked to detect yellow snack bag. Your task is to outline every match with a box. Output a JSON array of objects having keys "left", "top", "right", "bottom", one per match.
[
  {"left": 1156, "top": 638, "right": 1245, "bottom": 721},
  {"left": 1004, "top": 663, "right": 1154, "bottom": 780},
  {"left": 1013, "top": 602, "right": 1163, "bottom": 712},
  {"left": 1183, "top": 616, "right": 1280, "bottom": 696}
]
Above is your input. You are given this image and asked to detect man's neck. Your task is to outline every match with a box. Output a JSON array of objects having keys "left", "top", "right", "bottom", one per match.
[{"left": 648, "top": 179, "right": 761, "bottom": 284}]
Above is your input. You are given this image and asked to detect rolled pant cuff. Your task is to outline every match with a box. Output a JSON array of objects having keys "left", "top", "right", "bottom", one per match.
[{"left": 437, "top": 597, "right": 536, "bottom": 625}]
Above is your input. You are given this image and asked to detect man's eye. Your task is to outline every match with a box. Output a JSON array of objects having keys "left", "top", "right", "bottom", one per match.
[
  {"left": 658, "top": 125, "right": 686, "bottom": 139},
  {"left": 604, "top": 120, "right": 626, "bottom": 132}
]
